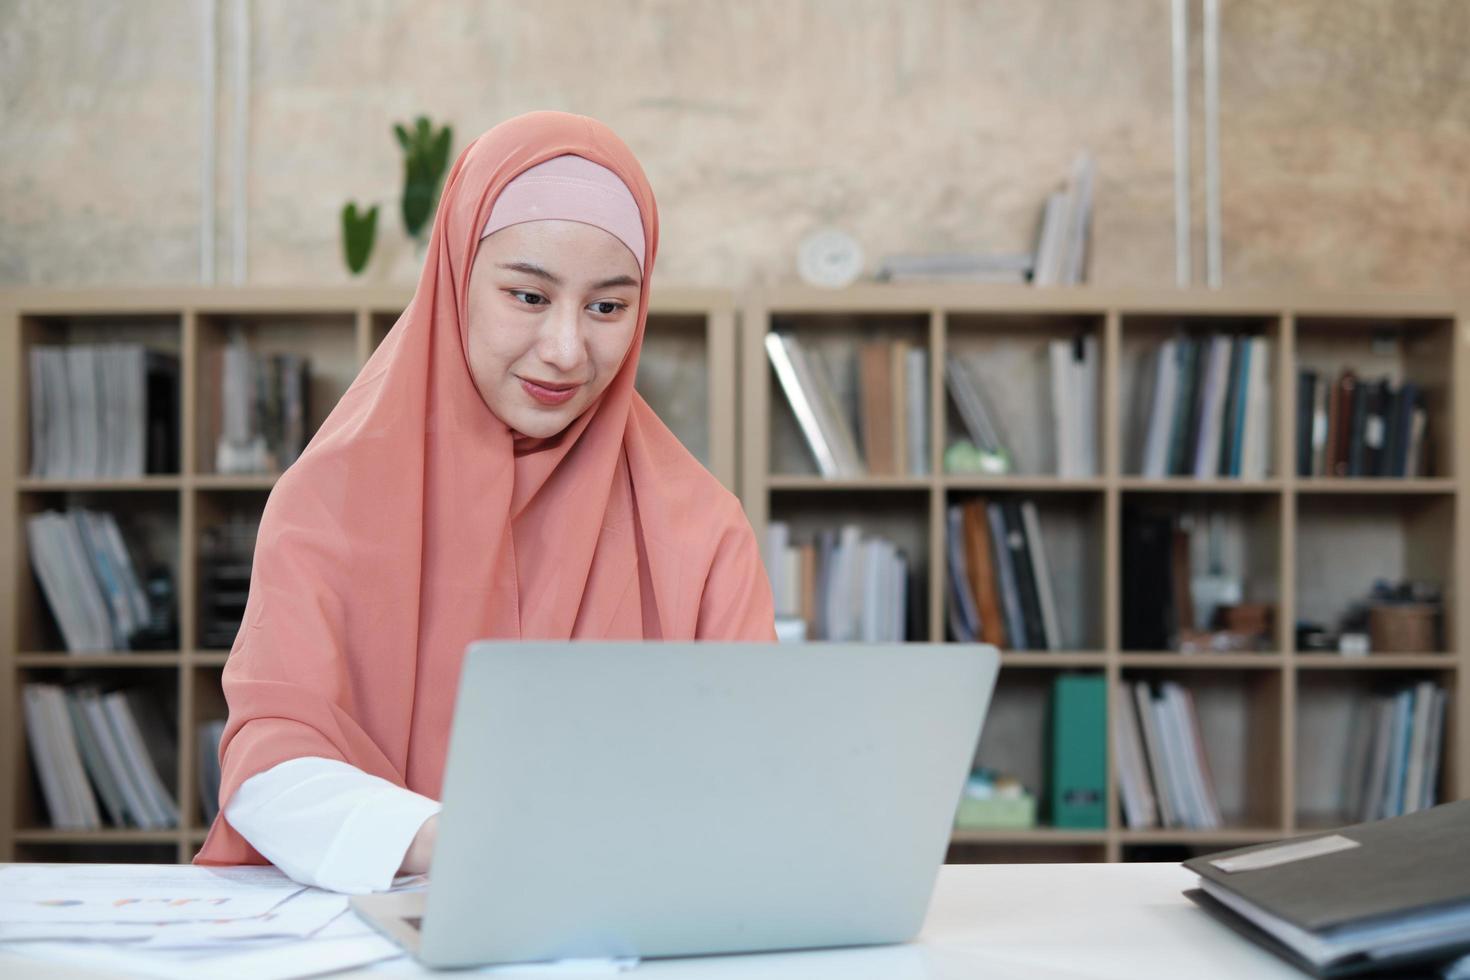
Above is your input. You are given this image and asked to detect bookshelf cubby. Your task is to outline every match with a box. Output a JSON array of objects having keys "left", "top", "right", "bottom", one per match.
[
  {"left": 192, "top": 312, "right": 358, "bottom": 476},
  {"left": 948, "top": 491, "right": 1106, "bottom": 651},
  {"left": 1295, "top": 493, "right": 1454, "bottom": 654},
  {"left": 1294, "top": 314, "right": 1454, "bottom": 480},
  {"left": 1120, "top": 491, "right": 1283, "bottom": 653},
  {"left": 744, "top": 286, "right": 1469, "bottom": 863},
  {"left": 1119, "top": 312, "right": 1283, "bottom": 480},
  {"left": 1, "top": 286, "right": 737, "bottom": 864},
  {"left": 766, "top": 312, "right": 931, "bottom": 480},
  {"left": 946, "top": 312, "right": 1105, "bottom": 477}
]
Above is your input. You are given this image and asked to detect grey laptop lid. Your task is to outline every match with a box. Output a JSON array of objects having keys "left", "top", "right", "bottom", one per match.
[{"left": 417, "top": 641, "right": 998, "bottom": 968}]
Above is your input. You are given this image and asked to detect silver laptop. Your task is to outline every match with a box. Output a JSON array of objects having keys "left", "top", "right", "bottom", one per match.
[{"left": 352, "top": 641, "right": 998, "bottom": 969}]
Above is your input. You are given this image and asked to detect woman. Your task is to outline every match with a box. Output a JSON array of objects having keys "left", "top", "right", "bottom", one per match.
[{"left": 194, "top": 111, "right": 777, "bottom": 892}]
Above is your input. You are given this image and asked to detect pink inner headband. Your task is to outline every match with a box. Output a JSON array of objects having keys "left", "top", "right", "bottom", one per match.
[{"left": 479, "top": 154, "right": 645, "bottom": 273}]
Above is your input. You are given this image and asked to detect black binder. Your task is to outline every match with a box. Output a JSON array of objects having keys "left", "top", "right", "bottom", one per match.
[{"left": 1182, "top": 801, "right": 1470, "bottom": 978}]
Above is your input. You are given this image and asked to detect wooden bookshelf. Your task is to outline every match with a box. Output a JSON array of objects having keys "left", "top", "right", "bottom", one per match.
[
  {"left": 742, "top": 285, "right": 1469, "bottom": 864},
  {"left": 3, "top": 284, "right": 1466, "bottom": 869},
  {"left": 0, "top": 286, "right": 737, "bottom": 864}
]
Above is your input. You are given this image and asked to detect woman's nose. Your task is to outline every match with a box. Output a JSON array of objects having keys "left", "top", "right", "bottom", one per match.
[{"left": 536, "top": 304, "right": 585, "bottom": 374}]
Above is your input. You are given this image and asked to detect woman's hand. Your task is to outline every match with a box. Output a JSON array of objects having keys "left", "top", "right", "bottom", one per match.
[{"left": 398, "top": 813, "right": 439, "bottom": 876}]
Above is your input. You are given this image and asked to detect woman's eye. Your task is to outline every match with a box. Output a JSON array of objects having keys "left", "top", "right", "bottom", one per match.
[
  {"left": 509, "top": 290, "right": 547, "bottom": 306},
  {"left": 589, "top": 301, "right": 626, "bottom": 316}
]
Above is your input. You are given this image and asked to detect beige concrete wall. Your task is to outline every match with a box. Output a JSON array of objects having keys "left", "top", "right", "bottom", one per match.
[{"left": 3, "top": 0, "right": 1467, "bottom": 289}]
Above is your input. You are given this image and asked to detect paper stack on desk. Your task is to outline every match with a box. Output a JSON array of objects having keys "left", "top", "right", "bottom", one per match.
[{"left": 0, "top": 863, "right": 406, "bottom": 979}]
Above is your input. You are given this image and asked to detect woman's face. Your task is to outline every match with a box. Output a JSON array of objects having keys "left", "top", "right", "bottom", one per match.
[{"left": 467, "top": 219, "right": 642, "bottom": 438}]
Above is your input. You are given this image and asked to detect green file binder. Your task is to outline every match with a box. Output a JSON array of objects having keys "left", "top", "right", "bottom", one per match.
[{"left": 1050, "top": 673, "right": 1107, "bottom": 828}]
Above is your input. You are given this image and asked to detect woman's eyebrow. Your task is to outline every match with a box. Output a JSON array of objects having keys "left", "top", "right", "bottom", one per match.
[
  {"left": 591, "top": 274, "right": 641, "bottom": 290},
  {"left": 498, "top": 261, "right": 560, "bottom": 284},
  {"left": 496, "top": 263, "right": 639, "bottom": 292}
]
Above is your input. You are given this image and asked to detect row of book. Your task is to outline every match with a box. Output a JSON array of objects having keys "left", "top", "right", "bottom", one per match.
[
  {"left": 945, "top": 340, "right": 1099, "bottom": 478},
  {"left": 23, "top": 683, "right": 179, "bottom": 830},
  {"left": 1296, "top": 369, "right": 1429, "bottom": 478},
  {"left": 27, "top": 508, "right": 164, "bottom": 653},
  {"left": 1344, "top": 681, "right": 1445, "bottom": 822},
  {"left": 1032, "top": 152, "right": 1096, "bottom": 287},
  {"left": 1135, "top": 335, "right": 1273, "bottom": 479},
  {"left": 946, "top": 499, "right": 1062, "bottom": 650},
  {"left": 1113, "top": 679, "right": 1223, "bottom": 830},
  {"left": 199, "top": 514, "right": 259, "bottom": 650},
  {"left": 763, "top": 523, "right": 916, "bottom": 642},
  {"left": 27, "top": 343, "right": 180, "bottom": 479},
  {"left": 210, "top": 333, "right": 311, "bottom": 474},
  {"left": 766, "top": 331, "right": 929, "bottom": 478}
]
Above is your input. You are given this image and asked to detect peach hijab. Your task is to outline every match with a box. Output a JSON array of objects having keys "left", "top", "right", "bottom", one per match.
[{"left": 196, "top": 111, "right": 775, "bottom": 866}]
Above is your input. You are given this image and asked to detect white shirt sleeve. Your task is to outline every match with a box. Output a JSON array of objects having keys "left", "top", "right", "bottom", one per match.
[{"left": 224, "top": 756, "right": 441, "bottom": 894}]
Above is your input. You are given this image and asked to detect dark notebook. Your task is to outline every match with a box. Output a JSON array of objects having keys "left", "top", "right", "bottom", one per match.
[{"left": 1183, "top": 801, "right": 1470, "bottom": 977}]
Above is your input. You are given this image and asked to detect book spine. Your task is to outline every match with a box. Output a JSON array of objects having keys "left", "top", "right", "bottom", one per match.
[
  {"left": 1364, "top": 379, "right": 1389, "bottom": 477},
  {"left": 1347, "top": 374, "right": 1368, "bottom": 477},
  {"left": 1172, "top": 338, "right": 1202, "bottom": 477},
  {"left": 1050, "top": 340, "right": 1076, "bottom": 477},
  {"left": 1003, "top": 500, "right": 1045, "bottom": 650},
  {"left": 1193, "top": 336, "right": 1229, "bottom": 478},
  {"left": 1241, "top": 337, "right": 1271, "bottom": 479},
  {"left": 905, "top": 348, "right": 929, "bottom": 475},
  {"left": 1050, "top": 674, "right": 1106, "bottom": 828},
  {"left": 764, "top": 332, "right": 841, "bottom": 478},
  {"left": 986, "top": 502, "right": 1026, "bottom": 650},
  {"left": 1141, "top": 340, "right": 1178, "bottom": 478},
  {"left": 963, "top": 501, "right": 1006, "bottom": 648},
  {"left": 1133, "top": 682, "right": 1179, "bottom": 828},
  {"left": 1021, "top": 501, "right": 1063, "bottom": 651},
  {"left": 858, "top": 342, "right": 895, "bottom": 476},
  {"left": 1296, "top": 368, "right": 1317, "bottom": 477},
  {"left": 1217, "top": 336, "right": 1244, "bottom": 477},
  {"left": 946, "top": 506, "right": 981, "bottom": 642},
  {"left": 1311, "top": 370, "right": 1330, "bottom": 476}
]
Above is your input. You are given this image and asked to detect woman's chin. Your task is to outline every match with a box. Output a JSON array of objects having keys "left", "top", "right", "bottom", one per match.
[{"left": 506, "top": 404, "right": 579, "bottom": 439}]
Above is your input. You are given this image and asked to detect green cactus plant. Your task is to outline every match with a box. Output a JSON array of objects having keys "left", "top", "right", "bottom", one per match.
[
  {"left": 395, "top": 116, "right": 453, "bottom": 241},
  {"left": 340, "top": 201, "right": 379, "bottom": 276}
]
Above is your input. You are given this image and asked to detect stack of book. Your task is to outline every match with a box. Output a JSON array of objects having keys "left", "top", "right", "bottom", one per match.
[
  {"left": 766, "top": 331, "right": 928, "bottom": 478},
  {"left": 199, "top": 515, "right": 259, "bottom": 649},
  {"left": 27, "top": 343, "right": 180, "bottom": 479},
  {"left": 1112, "top": 679, "right": 1223, "bottom": 830},
  {"left": 763, "top": 522, "right": 915, "bottom": 642},
  {"left": 875, "top": 252, "right": 1033, "bottom": 284},
  {"left": 197, "top": 719, "right": 227, "bottom": 823},
  {"left": 1296, "top": 369, "right": 1428, "bottom": 477},
  {"left": 1344, "top": 680, "right": 1446, "bottom": 822},
  {"left": 945, "top": 499, "right": 1062, "bottom": 650},
  {"left": 22, "top": 683, "right": 180, "bottom": 831},
  {"left": 208, "top": 332, "right": 311, "bottom": 474},
  {"left": 27, "top": 509, "right": 155, "bottom": 653},
  {"left": 1135, "top": 335, "right": 1272, "bottom": 479},
  {"left": 1032, "top": 152, "right": 1095, "bottom": 287}
]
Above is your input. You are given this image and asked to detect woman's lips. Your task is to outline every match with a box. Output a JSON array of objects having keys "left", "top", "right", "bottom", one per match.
[{"left": 519, "top": 376, "right": 582, "bottom": 406}]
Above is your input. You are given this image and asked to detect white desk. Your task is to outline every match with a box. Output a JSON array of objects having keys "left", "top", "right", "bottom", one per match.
[{"left": 0, "top": 862, "right": 1309, "bottom": 979}]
